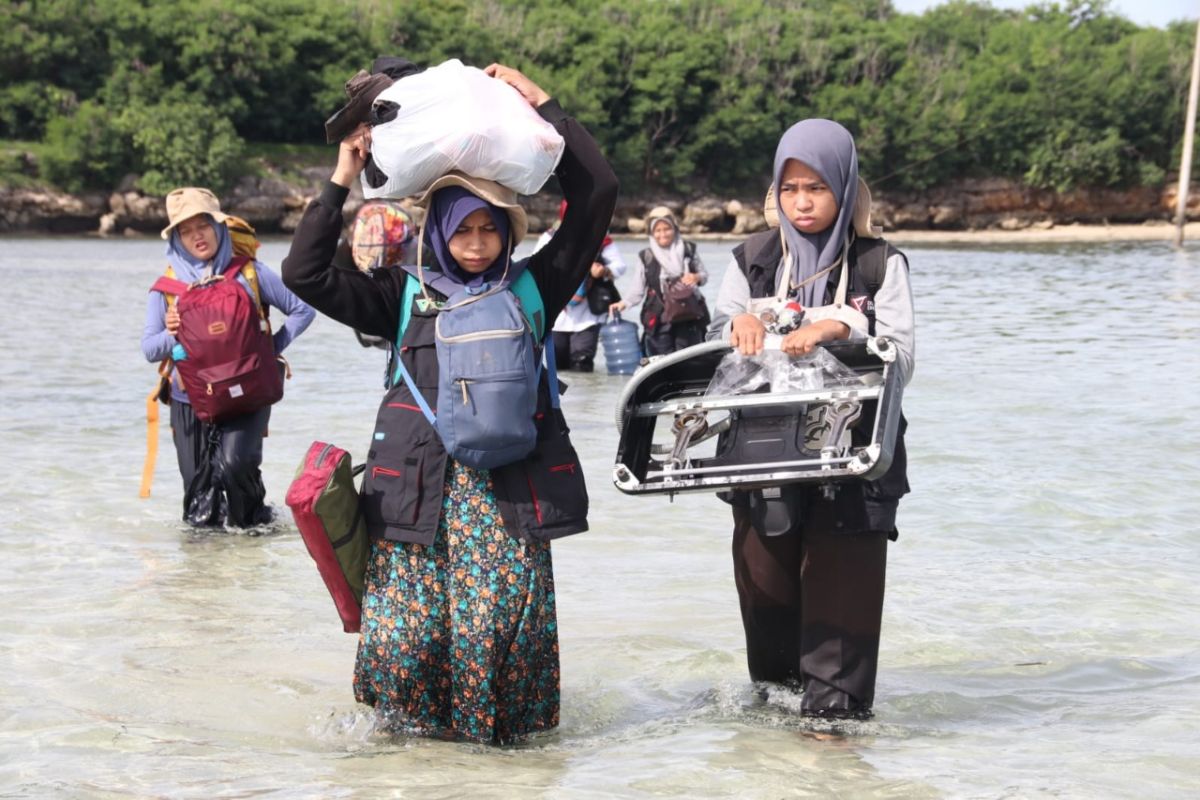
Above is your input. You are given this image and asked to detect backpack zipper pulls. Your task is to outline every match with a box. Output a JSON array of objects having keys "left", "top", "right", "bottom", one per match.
[{"left": 459, "top": 379, "right": 472, "bottom": 405}]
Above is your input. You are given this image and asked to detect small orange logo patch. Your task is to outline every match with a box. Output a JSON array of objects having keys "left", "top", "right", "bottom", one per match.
[{"left": 208, "top": 321, "right": 227, "bottom": 335}]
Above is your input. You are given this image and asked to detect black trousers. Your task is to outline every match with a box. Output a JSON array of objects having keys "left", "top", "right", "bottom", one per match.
[
  {"left": 731, "top": 492, "right": 888, "bottom": 717},
  {"left": 170, "top": 400, "right": 271, "bottom": 528},
  {"left": 643, "top": 319, "right": 706, "bottom": 357},
  {"left": 552, "top": 325, "right": 601, "bottom": 372}
]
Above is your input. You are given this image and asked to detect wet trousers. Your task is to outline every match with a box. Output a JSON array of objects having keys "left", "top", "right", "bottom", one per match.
[
  {"left": 170, "top": 400, "right": 271, "bottom": 528},
  {"left": 731, "top": 495, "right": 888, "bottom": 717},
  {"left": 642, "top": 319, "right": 706, "bottom": 357},
  {"left": 552, "top": 325, "right": 601, "bottom": 372}
]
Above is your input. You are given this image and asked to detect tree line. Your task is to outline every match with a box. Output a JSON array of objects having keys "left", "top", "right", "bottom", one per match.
[{"left": 1, "top": 0, "right": 1194, "bottom": 197}]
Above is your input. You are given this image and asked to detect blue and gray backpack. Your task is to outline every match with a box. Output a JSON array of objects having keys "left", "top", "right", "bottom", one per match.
[{"left": 393, "top": 260, "right": 559, "bottom": 470}]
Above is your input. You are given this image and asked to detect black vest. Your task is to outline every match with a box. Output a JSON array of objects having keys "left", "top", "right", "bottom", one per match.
[
  {"left": 637, "top": 241, "right": 709, "bottom": 330},
  {"left": 733, "top": 229, "right": 910, "bottom": 537},
  {"left": 733, "top": 231, "right": 895, "bottom": 331},
  {"left": 360, "top": 285, "right": 589, "bottom": 546}
]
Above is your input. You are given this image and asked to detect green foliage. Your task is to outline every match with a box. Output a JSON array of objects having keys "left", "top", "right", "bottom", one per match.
[
  {"left": 0, "top": 142, "right": 42, "bottom": 188},
  {"left": 39, "top": 85, "right": 245, "bottom": 195},
  {"left": 40, "top": 101, "right": 133, "bottom": 192},
  {"left": 0, "top": 83, "right": 79, "bottom": 141},
  {"left": 9, "top": 0, "right": 1198, "bottom": 195},
  {"left": 1026, "top": 123, "right": 1126, "bottom": 191},
  {"left": 0, "top": 1, "right": 115, "bottom": 120},
  {"left": 125, "top": 100, "right": 245, "bottom": 196}
]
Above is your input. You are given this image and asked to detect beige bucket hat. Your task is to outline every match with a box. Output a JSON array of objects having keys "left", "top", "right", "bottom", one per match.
[
  {"left": 413, "top": 171, "right": 529, "bottom": 246},
  {"left": 161, "top": 187, "right": 229, "bottom": 239}
]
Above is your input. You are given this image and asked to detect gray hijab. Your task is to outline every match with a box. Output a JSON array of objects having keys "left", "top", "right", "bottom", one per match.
[{"left": 772, "top": 119, "right": 858, "bottom": 308}]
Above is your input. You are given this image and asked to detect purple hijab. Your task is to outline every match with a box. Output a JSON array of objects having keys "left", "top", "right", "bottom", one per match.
[
  {"left": 423, "top": 186, "right": 512, "bottom": 287},
  {"left": 772, "top": 119, "right": 858, "bottom": 308}
]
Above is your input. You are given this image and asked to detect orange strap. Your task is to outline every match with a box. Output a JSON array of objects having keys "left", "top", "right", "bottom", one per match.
[{"left": 139, "top": 360, "right": 172, "bottom": 498}]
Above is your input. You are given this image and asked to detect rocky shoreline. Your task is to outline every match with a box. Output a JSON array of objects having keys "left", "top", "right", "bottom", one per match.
[{"left": 3, "top": 168, "right": 1199, "bottom": 239}]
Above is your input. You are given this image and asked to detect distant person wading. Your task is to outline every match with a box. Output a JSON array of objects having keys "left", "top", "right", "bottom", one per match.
[
  {"left": 708, "top": 119, "right": 916, "bottom": 718},
  {"left": 140, "top": 188, "right": 315, "bottom": 527},
  {"left": 615, "top": 206, "right": 710, "bottom": 356},
  {"left": 535, "top": 201, "right": 627, "bottom": 372},
  {"left": 282, "top": 61, "right": 618, "bottom": 744}
]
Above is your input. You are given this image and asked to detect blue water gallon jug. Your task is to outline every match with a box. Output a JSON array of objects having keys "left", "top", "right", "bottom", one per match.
[{"left": 600, "top": 316, "right": 642, "bottom": 375}]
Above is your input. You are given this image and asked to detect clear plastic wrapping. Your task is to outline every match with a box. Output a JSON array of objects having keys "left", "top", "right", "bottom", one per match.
[{"left": 705, "top": 347, "right": 864, "bottom": 396}]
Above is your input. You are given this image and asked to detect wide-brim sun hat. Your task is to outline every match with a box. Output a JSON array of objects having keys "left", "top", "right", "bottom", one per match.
[
  {"left": 324, "top": 58, "right": 423, "bottom": 144},
  {"left": 161, "top": 187, "right": 230, "bottom": 239},
  {"left": 324, "top": 70, "right": 394, "bottom": 144},
  {"left": 413, "top": 171, "right": 529, "bottom": 246}
]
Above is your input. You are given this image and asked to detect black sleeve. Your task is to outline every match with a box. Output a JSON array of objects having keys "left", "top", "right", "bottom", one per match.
[
  {"left": 526, "top": 99, "right": 619, "bottom": 326},
  {"left": 281, "top": 182, "right": 405, "bottom": 341}
]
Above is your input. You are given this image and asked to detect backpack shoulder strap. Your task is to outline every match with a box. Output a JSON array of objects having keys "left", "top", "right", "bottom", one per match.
[
  {"left": 681, "top": 240, "right": 700, "bottom": 275},
  {"left": 391, "top": 271, "right": 437, "bottom": 424},
  {"left": 510, "top": 268, "right": 545, "bottom": 341},
  {"left": 238, "top": 259, "right": 268, "bottom": 321},
  {"left": 396, "top": 271, "right": 425, "bottom": 345},
  {"left": 640, "top": 249, "right": 662, "bottom": 293},
  {"left": 848, "top": 236, "right": 903, "bottom": 295},
  {"left": 223, "top": 255, "right": 249, "bottom": 279},
  {"left": 506, "top": 261, "right": 554, "bottom": 403},
  {"left": 732, "top": 230, "right": 784, "bottom": 300},
  {"left": 733, "top": 229, "right": 781, "bottom": 274}
]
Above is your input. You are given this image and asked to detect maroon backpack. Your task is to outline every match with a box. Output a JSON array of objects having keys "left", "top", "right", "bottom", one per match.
[{"left": 151, "top": 257, "right": 283, "bottom": 423}]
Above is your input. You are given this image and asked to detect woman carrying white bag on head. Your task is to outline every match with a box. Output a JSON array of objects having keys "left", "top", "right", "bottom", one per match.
[
  {"left": 341, "top": 58, "right": 567, "bottom": 199},
  {"left": 285, "top": 63, "right": 619, "bottom": 744}
]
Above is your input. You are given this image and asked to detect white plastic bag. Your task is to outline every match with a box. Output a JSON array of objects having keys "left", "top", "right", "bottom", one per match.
[{"left": 363, "top": 59, "right": 565, "bottom": 199}]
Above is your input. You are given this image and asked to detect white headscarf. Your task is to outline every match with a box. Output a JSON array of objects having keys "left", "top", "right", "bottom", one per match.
[{"left": 646, "top": 207, "right": 686, "bottom": 280}]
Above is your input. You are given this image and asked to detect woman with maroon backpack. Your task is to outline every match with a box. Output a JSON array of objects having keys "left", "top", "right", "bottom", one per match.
[{"left": 141, "top": 187, "right": 315, "bottom": 528}]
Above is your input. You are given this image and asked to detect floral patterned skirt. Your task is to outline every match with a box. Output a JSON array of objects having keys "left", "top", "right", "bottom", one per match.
[{"left": 353, "top": 460, "right": 560, "bottom": 744}]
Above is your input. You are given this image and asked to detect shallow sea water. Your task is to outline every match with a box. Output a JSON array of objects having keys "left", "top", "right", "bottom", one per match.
[{"left": 0, "top": 235, "right": 1198, "bottom": 798}]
